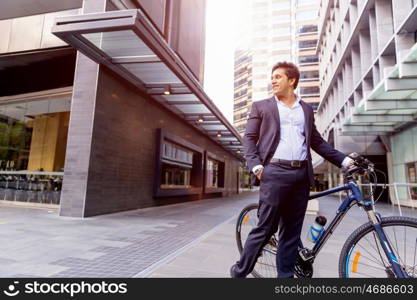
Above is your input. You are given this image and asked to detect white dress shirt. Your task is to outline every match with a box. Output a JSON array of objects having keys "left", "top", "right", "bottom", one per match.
[
  {"left": 272, "top": 95, "right": 307, "bottom": 161},
  {"left": 252, "top": 95, "right": 352, "bottom": 174}
]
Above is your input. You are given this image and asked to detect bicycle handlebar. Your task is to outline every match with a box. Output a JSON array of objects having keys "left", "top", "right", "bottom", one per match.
[{"left": 343, "top": 153, "right": 374, "bottom": 178}]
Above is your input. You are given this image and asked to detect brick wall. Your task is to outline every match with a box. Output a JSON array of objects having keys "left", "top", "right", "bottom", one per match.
[{"left": 74, "top": 66, "right": 240, "bottom": 217}]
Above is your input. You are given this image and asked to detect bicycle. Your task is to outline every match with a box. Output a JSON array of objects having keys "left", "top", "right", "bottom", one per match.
[{"left": 235, "top": 154, "right": 417, "bottom": 278}]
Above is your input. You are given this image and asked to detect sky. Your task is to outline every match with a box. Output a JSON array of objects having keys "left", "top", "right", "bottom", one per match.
[{"left": 203, "top": 0, "right": 238, "bottom": 123}]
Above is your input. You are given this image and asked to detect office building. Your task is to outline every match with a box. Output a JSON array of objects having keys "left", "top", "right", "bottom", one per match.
[
  {"left": 233, "top": 0, "right": 321, "bottom": 135},
  {"left": 315, "top": 0, "right": 417, "bottom": 205},
  {"left": 0, "top": 0, "right": 244, "bottom": 217}
]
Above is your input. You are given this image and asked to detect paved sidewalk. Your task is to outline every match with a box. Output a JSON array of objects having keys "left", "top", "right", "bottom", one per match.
[
  {"left": 146, "top": 196, "right": 417, "bottom": 278},
  {"left": 0, "top": 191, "right": 415, "bottom": 278},
  {"left": 0, "top": 191, "right": 258, "bottom": 277}
]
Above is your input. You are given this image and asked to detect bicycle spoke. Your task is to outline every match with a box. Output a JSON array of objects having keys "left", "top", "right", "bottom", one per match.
[
  {"left": 353, "top": 261, "right": 387, "bottom": 272},
  {"left": 385, "top": 229, "right": 407, "bottom": 267},
  {"left": 355, "top": 243, "right": 388, "bottom": 267},
  {"left": 371, "top": 231, "right": 390, "bottom": 267},
  {"left": 361, "top": 236, "right": 389, "bottom": 267}
]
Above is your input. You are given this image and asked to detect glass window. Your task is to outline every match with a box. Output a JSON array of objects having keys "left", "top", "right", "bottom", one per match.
[
  {"left": 272, "top": 0, "right": 291, "bottom": 10},
  {"left": 206, "top": 157, "right": 224, "bottom": 189},
  {"left": 298, "top": 39, "right": 317, "bottom": 49},
  {"left": 300, "top": 70, "right": 319, "bottom": 80},
  {"left": 298, "top": 55, "right": 319, "bottom": 64},
  {"left": 299, "top": 86, "right": 320, "bottom": 95},
  {"left": 161, "top": 141, "right": 194, "bottom": 189},
  {"left": 0, "top": 97, "right": 69, "bottom": 204},
  {"left": 273, "top": 53, "right": 292, "bottom": 61},
  {"left": 406, "top": 162, "right": 417, "bottom": 200},
  {"left": 234, "top": 100, "right": 248, "bottom": 110},
  {"left": 273, "top": 40, "right": 291, "bottom": 50},
  {"left": 298, "top": 24, "right": 318, "bottom": 34},
  {"left": 273, "top": 26, "right": 291, "bottom": 36},
  {"left": 296, "top": 9, "right": 318, "bottom": 21},
  {"left": 0, "top": 99, "right": 70, "bottom": 172},
  {"left": 272, "top": 14, "right": 290, "bottom": 24}
]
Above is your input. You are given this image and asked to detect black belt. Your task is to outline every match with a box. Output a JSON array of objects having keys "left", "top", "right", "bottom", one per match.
[{"left": 269, "top": 158, "right": 307, "bottom": 168}]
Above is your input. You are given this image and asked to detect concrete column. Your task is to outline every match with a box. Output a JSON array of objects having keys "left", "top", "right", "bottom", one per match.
[
  {"left": 369, "top": 8, "right": 378, "bottom": 59},
  {"left": 372, "top": 64, "right": 380, "bottom": 87},
  {"left": 379, "top": 55, "right": 396, "bottom": 80},
  {"left": 392, "top": 0, "right": 414, "bottom": 31},
  {"left": 375, "top": 0, "right": 394, "bottom": 51},
  {"left": 59, "top": 0, "right": 108, "bottom": 217},
  {"left": 351, "top": 45, "right": 361, "bottom": 86},
  {"left": 395, "top": 33, "right": 415, "bottom": 64},
  {"left": 344, "top": 59, "right": 353, "bottom": 96},
  {"left": 349, "top": 1, "right": 358, "bottom": 24},
  {"left": 359, "top": 29, "right": 372, "bottom": 74}
]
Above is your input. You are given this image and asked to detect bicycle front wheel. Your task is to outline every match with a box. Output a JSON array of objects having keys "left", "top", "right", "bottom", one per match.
[
  {"left": 235, "top": 203, "right": 277, "bottom": 278},
  {"left": 339, "top": 216, "right": 417, "bottom": 278}
]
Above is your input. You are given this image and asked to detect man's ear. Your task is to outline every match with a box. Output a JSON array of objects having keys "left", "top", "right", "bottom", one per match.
[{"left": 289, "top": 77, "right": 296, "bottom": 88}]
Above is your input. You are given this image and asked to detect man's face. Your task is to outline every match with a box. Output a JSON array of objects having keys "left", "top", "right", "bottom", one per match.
[{"left": 271, "top": 68, "right": 295, "bottom": 96}]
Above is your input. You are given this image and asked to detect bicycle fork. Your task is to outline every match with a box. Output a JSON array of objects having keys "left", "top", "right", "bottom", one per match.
[{"left": 365, "top": 207, "right": 409, "bottom": 278}]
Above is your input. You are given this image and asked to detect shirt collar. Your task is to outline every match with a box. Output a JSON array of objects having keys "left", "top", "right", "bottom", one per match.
[{"left": 274, "top": 94, "right": 301, "bottom": 108}]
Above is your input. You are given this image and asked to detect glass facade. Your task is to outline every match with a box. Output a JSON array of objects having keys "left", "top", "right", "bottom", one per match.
[
  {"left": 392, "top": 125, "right": 417, "bottom": 203},
  {"left": 0, "top": 96, "right": 70, "bottom": 204}
]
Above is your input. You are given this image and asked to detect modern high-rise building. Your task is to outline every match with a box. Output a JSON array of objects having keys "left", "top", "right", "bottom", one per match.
[
  {"left": 315, "top": 0, "right": 417, "bottom": 205},
  {"left": 0, "top": 0, "right": 244, "bottom": 217},
  {"left": 233, "top": 0, "right": 321, "bottom": 136}
]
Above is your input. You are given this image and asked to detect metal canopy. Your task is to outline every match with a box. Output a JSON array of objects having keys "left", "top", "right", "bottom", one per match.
[
  {"left": 342, "top": 42, "right": 417, "bottom": 136},
  {"left": 51, "top": 9, "right": 244, "bottom": 159}
]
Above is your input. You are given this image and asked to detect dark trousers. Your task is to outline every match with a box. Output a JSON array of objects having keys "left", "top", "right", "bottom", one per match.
[{"left": 234, "top": 163, "right": 310, "bottom": 278}]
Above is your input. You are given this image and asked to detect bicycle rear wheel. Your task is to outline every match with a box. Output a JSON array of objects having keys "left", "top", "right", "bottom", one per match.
[
  {"left": 339, "top": 216, "right": 417, "bottom": 278},
  {"left": 235, "top": 203, "right": 277, "bottom": 278}
]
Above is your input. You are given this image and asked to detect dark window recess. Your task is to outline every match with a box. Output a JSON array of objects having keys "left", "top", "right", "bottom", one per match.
[
  {"left": 406, "top": 162, "right": 417, "bottom": 200},
  {"left": 234, "top": 78, "right": 249, "bottom": 88},
  {"left": 234, "top": 100, "right": 247, "bottom": 110},
  {"left": 234, "top": 54, "right": 251, "bottom": 66},
  {"left": 235, "top": 67, "right": 248, "bottom": 77},
  {"left": 0, "top": 48, "right": 76, "bottom": 97},
  {"left": 154, "top": 129, "right": 204, "bottom": 197},
  {"left": 298, "top": 39, "right": 317, "bottom": 49},
  {"left": 160, "top": 141, "right": 195, "bottom": 189},
  {"left": 234, "top": 111, "right": 247, "bottom": 121},
  {"left": 234, "top": 89, "right": 247, "bottom": 98},
  {"left": 298, "top": 55, "right": 319, "bottom": 64},
  {"left": 298, "top": 24, "right": 318, "bottom": 34},
  {"left": 299, "top": 86, "right": 320, "bottom": 95},
  {"left": 300, "top": 70, "right": 319, "bottom": 79}
]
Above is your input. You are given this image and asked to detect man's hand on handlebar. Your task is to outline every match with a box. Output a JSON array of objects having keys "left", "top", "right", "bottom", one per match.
[{"left": 344, "top": 152, "right": 374, "bottom": 176}]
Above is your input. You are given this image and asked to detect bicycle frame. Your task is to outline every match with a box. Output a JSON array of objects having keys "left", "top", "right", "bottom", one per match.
[{"left": 302, "top": 179, "right": 409, "bottom": 278}]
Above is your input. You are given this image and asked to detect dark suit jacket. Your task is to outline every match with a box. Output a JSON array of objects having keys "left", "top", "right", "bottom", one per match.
[{"left": 243, "top": 96, "right": 346, "bottom": 187}]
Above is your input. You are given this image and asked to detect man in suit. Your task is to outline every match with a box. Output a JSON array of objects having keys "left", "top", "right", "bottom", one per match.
[{"left": 230, "top": 61, "right": 353, "bottom": 278}]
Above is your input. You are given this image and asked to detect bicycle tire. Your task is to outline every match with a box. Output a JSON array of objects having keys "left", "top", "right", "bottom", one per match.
[
  {"left": 235, "top": 203, "right": 277, "bottom": 278},
  {"left": 339, "top": 216, "right": 417, "bottom": 278}
]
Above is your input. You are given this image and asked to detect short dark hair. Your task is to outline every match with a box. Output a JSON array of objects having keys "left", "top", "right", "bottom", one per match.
[{"left": 271, "top": 61, "right": 300, "bottom": 89}]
